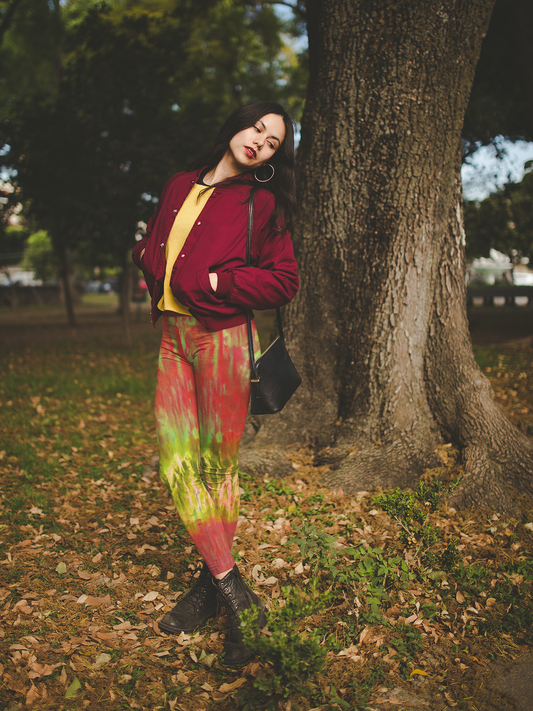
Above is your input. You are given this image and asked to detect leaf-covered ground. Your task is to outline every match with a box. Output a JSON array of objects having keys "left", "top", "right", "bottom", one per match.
[{"left": 1, "top": 309, "right": 533, "bottom": 711}]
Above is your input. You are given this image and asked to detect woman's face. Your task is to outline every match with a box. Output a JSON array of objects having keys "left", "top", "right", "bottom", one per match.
[{"left": 227, "top": 113, "right": 286, "bottom": 170}]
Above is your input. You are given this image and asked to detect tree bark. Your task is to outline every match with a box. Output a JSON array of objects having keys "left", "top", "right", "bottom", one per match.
[
  {"left": 59, "top": 244, "right": 76, "bottom": 329},
  {"left": 120, "top": 249, "right": 132, "bottom": 348},
  {"left": 241, "top": 0, "right": 533, "bottom": 513}
]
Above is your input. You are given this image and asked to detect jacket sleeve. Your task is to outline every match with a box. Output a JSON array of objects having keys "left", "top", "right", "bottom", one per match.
[
  {"left": 131, "top": 176, "right": 177, "bottom": 296},
  {"left": 131, "top": 214, "right": 155, "bottom": 294},
  {"left": 216, "top": 223, "right": 299, "bottom": 310},
  {"left": 132, "top": 235, "right": 148, "bottom": 269},
  {"left": 131, "top": 175, "right": 177, "bottom": 268}
]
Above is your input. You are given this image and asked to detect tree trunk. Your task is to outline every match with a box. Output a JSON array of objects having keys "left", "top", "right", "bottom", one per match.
[
  {"left": 120, "top": 250, "right": 132, "bottom": 348},
  {"left": 0, "top": 0, "right": 23, "bottom": 50},
  {"left": 515, "top": 0, "right": 533, "bottom": 138},
  {"left": 59, "top": 244, "right": 76, "bottom": 328},
  {"left": 241, "top": 0, "right": 533, "bottom": 513}
]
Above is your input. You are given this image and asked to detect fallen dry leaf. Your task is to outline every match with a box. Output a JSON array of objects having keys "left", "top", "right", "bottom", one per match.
[
  {"left": 93, "top": 653, "right": 111, "bottom": 669},
  {"left": 259, "top": 576, "right": 278, "bottom": 586},
  {"left": 59, "top": 666, "right": 68, "bottom": 686},
  {"left": 359, "top": 626, "right": 370, "bottom": 645},
  {"left": 14, "top": 600, "right": 32, "bottom": 615},
  {"left": 219, "top": 677, "right": 248, "bottom": 693},
  {"left": 271, "top": 558, "right": 287, "bottom": 569},
  {"left": 26, "top": 684, "right": 41, "bottom": 707},
  {"left": 142, "top": 591, "right": 159, "bottom": 602},
  {"left": 28, "top": 661, "right": 55, "bottom": 677}
]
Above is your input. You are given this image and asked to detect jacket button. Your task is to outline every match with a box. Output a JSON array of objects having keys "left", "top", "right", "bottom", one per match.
[
  {"left": 197, "top": 221, "right": 201, "bottom": 225},
  {"left": 173, "top": 209, "right": 177, "bottom": 213},
  {"left": 160, "top": 243, "right": 164, "bottom": 248},
  {"left": 181, "top": 254, "right": 185, "bottom": 258}
]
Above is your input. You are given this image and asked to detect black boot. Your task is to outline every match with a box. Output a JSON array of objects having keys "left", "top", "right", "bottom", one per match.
[
  {"left": 215, "top": 565, "right": 267, "bottom": 667},
  {"left": 159, "top": 563, "right": 219, "bottom": 635}
]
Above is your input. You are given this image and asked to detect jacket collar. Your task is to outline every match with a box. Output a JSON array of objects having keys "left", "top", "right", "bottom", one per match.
[{"left": 190, "top": 166, "right": 254, "bottom": 191}]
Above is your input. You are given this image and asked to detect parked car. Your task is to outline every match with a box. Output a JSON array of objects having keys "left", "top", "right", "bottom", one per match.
[
  {"left": 84, "top": 280, "right": 101, "bottom": 293},
  {"left": 100, "top": 277, "right": 119, "bottom": 293}
]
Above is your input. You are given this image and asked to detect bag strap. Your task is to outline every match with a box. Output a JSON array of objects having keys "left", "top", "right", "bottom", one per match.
[{"left": 246, "top": 195, "right": 284, "bottom": 382}]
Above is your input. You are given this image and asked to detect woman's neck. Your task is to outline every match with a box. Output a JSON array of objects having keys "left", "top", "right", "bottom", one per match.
[{"left": 203, "top": 150, "right": 246, "bottom": 185}]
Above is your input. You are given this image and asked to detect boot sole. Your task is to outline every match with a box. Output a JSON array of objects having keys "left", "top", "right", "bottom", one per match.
[
  {"left": 159, "top": 610, "right": 217, "bottom": 635},
  {"left": 219, "top": 650, "right": 255, "bottom": 668}
]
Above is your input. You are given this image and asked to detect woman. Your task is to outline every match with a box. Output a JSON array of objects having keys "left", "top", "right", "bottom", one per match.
[{"left": 132, "top": 101, "right": 299, "bottom": 666}]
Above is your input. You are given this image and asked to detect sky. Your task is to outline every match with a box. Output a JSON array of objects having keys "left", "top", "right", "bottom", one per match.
[{"left": 461, "top": 139, "right": 533, "bottom": 202}]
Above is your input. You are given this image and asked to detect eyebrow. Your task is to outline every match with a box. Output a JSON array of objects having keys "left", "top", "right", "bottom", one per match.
[{"left": 258, "top": 119, "right": 281, "bottom": 144}]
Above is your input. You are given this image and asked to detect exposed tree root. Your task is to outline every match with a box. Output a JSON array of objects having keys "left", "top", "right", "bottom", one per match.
[
  {"left": 239, "top": 445, "right": 294, "bottom": 479},
  {"left": 450, "top": 444, "right": 519, "bottom": 515},
  {"left": 322, "top": 437, "right": 442, "bottom": 493},
  {"left": 241, "top": 419, "right": 533, "bottom": 515}
]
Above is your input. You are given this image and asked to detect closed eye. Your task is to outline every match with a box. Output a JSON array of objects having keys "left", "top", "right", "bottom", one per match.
[{"left": 255, "top": 124, "right": 277, "bottom": 150}]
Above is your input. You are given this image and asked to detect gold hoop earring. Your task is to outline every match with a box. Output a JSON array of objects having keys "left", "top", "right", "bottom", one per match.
[{"left": 254, "top": 164, "right": 275, "bottom": 183}]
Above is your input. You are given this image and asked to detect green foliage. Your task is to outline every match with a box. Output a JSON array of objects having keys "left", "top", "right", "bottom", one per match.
[
  {"left": 293, "top": 520, "right": 339, "bottom": 578},
  {"left": 292, "top": 520, "right": 416, "bottom": 618},
  {"left": 20, "top": 230, "right": 58, "bottom": 281},
  {"left": 453, "top": 557, "right": 533, "bottom": 644},
  {"left": 389, "top": 626, "right": 425, "bottom": 679},
  {"left": 0, "top": 0, "right": 63, "bottom": 117},
  {"left": 263, "top": 479, "right": 295, "bottom": 498},
  {"left": 0, "top": 224, "right": 29, "bottom": 268},
  {"left": 464, "top": 166, "right": 533, "bottom": 261},
  {"left": 375, "top": 479, "right": 461, "bottom": 568},
  {"left": 236, "top": 584, "right": 328, "bottom": 710},
  {"left": 438, "top": 536, "right": 461, "bottom": 571},
  {"left": 348, "top": 663, "right": 388, "bottom": 710},
  {"left": 340, "top": 545, "right": 412, "bottom": 617}
]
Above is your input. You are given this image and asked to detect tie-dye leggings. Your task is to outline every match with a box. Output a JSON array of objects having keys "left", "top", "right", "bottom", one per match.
[{"left": 155, "top": 314, "right": 258, "bottom": 576}]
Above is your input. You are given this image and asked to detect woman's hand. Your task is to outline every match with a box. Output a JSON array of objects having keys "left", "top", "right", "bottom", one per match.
[{"left": 209, "top": 273, "right": 218, "bottom": 292}]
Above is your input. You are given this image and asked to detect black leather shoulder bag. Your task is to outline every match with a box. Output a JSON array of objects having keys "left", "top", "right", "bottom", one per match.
[{"left": 245, "top": 195, "right": 302, "bottom": 415}]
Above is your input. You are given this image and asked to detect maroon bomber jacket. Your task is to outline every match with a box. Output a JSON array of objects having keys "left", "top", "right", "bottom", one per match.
[{"left": 132, "top": 168, "right": 299, "bottom": 331}]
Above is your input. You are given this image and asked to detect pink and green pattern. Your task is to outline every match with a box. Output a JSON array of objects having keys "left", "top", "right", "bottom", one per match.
[{"left": 155, "top": 314, "right": 259, "bottom": 575}]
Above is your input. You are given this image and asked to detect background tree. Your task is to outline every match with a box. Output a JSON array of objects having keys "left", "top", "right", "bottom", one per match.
[
  {"left": 243, "top": 0, "right": 533, "bottom": 514},
  {"left": 464, "top": 162, "right": 533, "bottom": 261},
  {"left": 20, "top": 230, "right": 58, "bottom": 282},
  {"left": 463, "top": 0, "right": 533, "bottom": 157},
  {"left": 0, "top": 0, "right": 62, "bottom": 115}
]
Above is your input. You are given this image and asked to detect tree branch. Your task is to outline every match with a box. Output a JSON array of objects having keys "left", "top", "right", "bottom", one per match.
[
  {"left": 242, "top": 0, "right": 307, "bottom": 22},
  {"left": 0, "top": 0, "right": 24, "bottom": 51}
]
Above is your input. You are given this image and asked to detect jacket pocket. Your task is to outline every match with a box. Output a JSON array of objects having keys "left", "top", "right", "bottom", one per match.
[
  {"left": 140, "top": 258, "right": 156, "bottom": 297},
  {"left": 198, "top": 267, "right": 214, "bottom": 296}
]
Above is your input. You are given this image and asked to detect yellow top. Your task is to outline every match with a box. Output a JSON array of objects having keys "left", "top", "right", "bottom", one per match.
[{"left": 157, "top": 182, "right": 215, "bottom": 314}]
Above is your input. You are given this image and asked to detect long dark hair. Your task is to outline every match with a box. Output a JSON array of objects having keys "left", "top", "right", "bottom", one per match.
[{"left": 188, "top": 101, "right": 297, "bottom": 232}]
